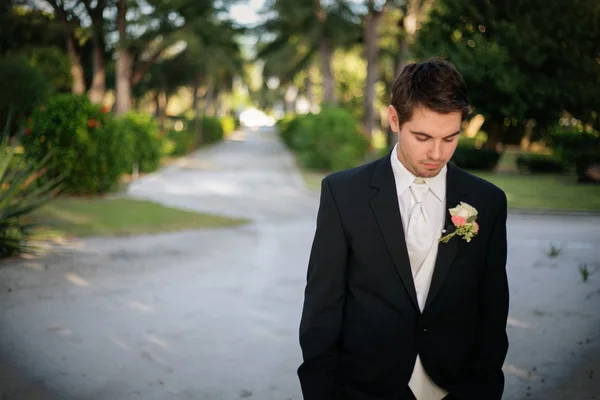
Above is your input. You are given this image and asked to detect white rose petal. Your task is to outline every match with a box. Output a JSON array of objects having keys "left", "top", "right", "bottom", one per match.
[
  {"left": 448, "top": 205, "right": 461, "bottom": 217},
  {"left": 456, "top": 207, "right": 470, "bottom": 218},
  {"left": 448, "top": 202, "right": 478, "bottom": 219},
  {"left": 459, "top": 202, "right": 478, "bottom": 217}
]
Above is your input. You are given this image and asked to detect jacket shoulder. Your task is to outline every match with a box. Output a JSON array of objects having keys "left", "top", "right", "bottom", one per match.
[{"left": 322, "top": 157, "right": 380, "bottom": 192}]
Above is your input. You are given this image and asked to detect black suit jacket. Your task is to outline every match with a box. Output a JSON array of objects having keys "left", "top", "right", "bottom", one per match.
[{"left": 297, "top": 153, "right": 509, "bottom": 400}]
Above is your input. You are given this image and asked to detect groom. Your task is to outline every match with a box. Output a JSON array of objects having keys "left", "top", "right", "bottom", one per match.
[{"left": 297, "top": 58, "right": 509, "bottom": 400}]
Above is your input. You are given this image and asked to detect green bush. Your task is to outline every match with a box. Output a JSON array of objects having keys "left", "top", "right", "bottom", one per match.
[
  {"left": 21, "top": 94, "right": 134, "bottom": 194},
  {"left": 16, "top": 46, "right": 72, "bottom": 93},
  {"left": 0, "top": 55, "right": 52, "bottom": 131},
  {"left": 114, "top": 111, "right": 161, "bottom": 173},
  {"left": 451, "top": 143, "right": 502, "bottom": 170},
  {"left": 221, "top": 115, "right": 237, "bottom": 137},
  {"left": 282, "top": 106, "right": 370, "bottom": 171},
  {"left": 546, "top": 124, "right": 599, "bottom": 163},
  {"left": 575, "top": 150, "right": 600, "bottom": 183},
  {"left": 516, "top": 153, "right": 565, "bottom": 173},
  {"left": 163, "top": 127, "right": 197, "bottom": 156},
  {"left": 160, "top": 116, "right": 227, "bottom": 157},
  {"left": 278, "top": 114, "right": 301, "bottom": 149},
  {"left": 200, "top": 116, "right": 224, "bottom": 144}
]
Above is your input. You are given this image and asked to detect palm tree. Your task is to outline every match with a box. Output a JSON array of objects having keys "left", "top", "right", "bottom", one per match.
[{"left": 256, "top": 0, "right": 360, "bottom": 106}]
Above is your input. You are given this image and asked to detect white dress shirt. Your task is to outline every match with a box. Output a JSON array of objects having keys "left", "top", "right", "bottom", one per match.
[{"left": 390, "top": 144, "right": 449, "bottom": 400}]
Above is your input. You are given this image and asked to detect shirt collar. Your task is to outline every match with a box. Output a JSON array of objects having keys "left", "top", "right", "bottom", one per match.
[{"left": 389, "top": 143, "right": 447, "bottom": 202}]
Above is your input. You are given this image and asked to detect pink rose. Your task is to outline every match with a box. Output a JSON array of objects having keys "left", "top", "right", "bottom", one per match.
[
  {"left": 473, "top": 222, "right": 479, "bottom": 233},
  {"left": 451, "top": 215, "right": 466, "bottom": 226}
]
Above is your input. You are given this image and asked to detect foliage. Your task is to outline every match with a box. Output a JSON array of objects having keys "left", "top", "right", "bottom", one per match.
[
  {"left": 17, "top": 46, "right": 72, "bottom": 93},
  {"left": 163, "top": 126, "right": 197, "bottom": 156},
  {"left": 134, "top": 2, "right": 245, "bottom": 113},
  {"left": 162, "top": 115, "right": 228, "bottom": 157},
  {"left": 278, "top": 114, "right": 301, "bottom": 149},
  {"left": 280, "top": 106, "right": 370, "bottom": 171},
  {"left": 255, "top": 0, "right": 361, "bottom": 110},
  {"left": 516, "top": 153, "right": 565, "bottom": 174},
  {"left": 114, "top": 111, "right": 162, "bottom": 173},
  {"left": 221, "top": 115, "right": 237, "bottom": 137},
  {"left": 451, "top": 141, "right": 502, "bottom": 171},
  {"left": 0, "top": 5, "right": 64, "bottom": 55},
  {"left": 413, "top": 0, "right": 600, "bottom": 142},
  {"left": 21, "top": 94, "right": 134, "bottom": 194},
  {"left": 0, "top": 116, "right": 61, "bottom": 258},
  {"left": 545, "top": 123, "right": 599, "bottom": 164},
  {"left": 200, "top": 116, "right": 224, "bottom": 144},
  {"left": 0, "top": 54, "right": 52, "bottom": 131},
  {"left": 332, "top": 46, "right": 369, "bottom": 122}
]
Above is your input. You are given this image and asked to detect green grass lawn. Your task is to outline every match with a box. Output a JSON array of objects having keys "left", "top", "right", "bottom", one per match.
[
  {"left": 300, "top": 169, "right": 600, "bottom": 211},
  {"left": 29, "top": 197, "right": 249, "bottom": 239},
  {"left": 469, "top": 172, "right": 600, "bottom": 210}
]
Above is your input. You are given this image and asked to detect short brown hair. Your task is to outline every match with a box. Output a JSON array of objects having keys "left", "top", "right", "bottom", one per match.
[{"left": 390, "top": 57, "right": 470, "bottom": 127}]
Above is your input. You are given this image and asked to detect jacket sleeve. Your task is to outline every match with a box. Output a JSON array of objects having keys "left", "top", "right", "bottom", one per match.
[{"left": 297, "top": 177, "right": 349, "bottom": 400}]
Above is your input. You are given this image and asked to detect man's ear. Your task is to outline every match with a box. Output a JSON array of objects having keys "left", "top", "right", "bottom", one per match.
[{"left": 388, "top": 105, "right": 400, "bottom": 133}]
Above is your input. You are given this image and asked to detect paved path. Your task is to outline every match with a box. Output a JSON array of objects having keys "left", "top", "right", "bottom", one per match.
[{"left": 0, "top": 128, "right": 599, "bottom": 400}]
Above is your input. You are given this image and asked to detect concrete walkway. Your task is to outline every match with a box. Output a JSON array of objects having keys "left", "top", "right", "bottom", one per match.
[{"left": 0, "top": 127, "right": 599, "bottom": 400}]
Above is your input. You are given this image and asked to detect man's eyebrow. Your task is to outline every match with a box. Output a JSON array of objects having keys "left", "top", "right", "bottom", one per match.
[{"left": 410, "top": 130, "right": 461, "bottom": 139}]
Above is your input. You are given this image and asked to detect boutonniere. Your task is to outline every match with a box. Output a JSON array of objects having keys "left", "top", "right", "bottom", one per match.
[{"left": 440, "top": 202, "right": 479, "bottom": 243}]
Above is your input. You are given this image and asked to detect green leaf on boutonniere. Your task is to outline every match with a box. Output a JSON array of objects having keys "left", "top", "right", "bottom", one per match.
[{"left": 467, "top": 216, "right": 477, "bottom": 223}]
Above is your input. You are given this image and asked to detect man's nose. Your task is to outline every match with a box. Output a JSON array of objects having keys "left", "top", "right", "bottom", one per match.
[{"left": 429, "top": 142, "right": 443, "bottom": 160}]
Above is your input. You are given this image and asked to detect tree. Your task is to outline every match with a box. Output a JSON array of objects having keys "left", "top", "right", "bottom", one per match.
[
  {"left": 81, "top": 0, "right": 110, "bottom": 103},
  {"left": 115, "top": 0, "right": 232, "bottom": 115},
  {"left": 362, "top": 0, "right": 392, "bottom": 138},
  {"left": 256, "top": 0, "right": 360, "bottom": 106},
  {"left": 41, "top": 0, "right": 87, "bottom": 94},
  {"left": 413, "top": 0, "right": 600, "bottom": 146}
]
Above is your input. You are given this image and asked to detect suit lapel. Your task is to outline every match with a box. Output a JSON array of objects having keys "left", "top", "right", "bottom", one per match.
[
  {"left": 369, "top": 154, "right": 420, "bottom": 312},
  {"left": 423, "top": 163, "right": 466, "bottom": 312}
]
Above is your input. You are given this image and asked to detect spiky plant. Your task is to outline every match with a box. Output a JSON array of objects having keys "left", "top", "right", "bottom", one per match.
[{"left": 0, "top": 111, "right": 61, "bottom": 258}]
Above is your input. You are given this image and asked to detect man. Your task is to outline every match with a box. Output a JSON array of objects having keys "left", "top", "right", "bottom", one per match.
[{"left": 297, "top": 58, "right": 509, "bottom": 400}]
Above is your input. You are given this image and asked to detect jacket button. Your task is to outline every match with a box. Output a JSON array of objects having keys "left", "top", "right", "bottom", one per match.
[{"left": 423, "top": 328, "right": 427, "bottom": 332}]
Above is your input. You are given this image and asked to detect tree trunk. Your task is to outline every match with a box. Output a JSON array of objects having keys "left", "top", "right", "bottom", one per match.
[
  {"left": 192, "top": 77, "right": 200, "bottom": 115},
  {"left": 215, "top": 93, "right": 223, "bottom": 117},
  {"left": 115, "top": 0, "right": 132, "bottom": 115},
  {"left": 519, "top": 119, "right": 536, "bottom": 150},
  {"left": 306, "top": 71, "right": 315, "bottom": 112},
  {"left": 204, "top": 80, "right": 215, "bottom": 117},
  {"left": 194, "top": 76, "right": 205, "bottom": 144},
  {"left": 88, "top": 36, "right": 106, "bottom": 103},
  {"left": 314, "top": 0, "right": 335, "bottom": 105},
  {"left": 284, "top": 85, "right": 297, "bottom": 113},
  {"left": 158, "top": 91, "right": 168, "bottom": 132},
  {"left": 66, "top": 36, "right": 85, "bottom": 95},
  {"left": 484, "top": 124, "right": 504, "bottom": 150},
  {"left": 387, "top": 8, "right": 417, "bottom": 148},
  {"left": 395, "top": 36, "right": 410, "bottom": 79},
  {"left": 318, "top": 37, "right": 336, "bottom": 105},
  {"left": 87, "top": 1, "right": 106, "bottom": 104},
  {"left": 154, "top": 91, "right": 160, "bottom": 117},
  {"left": 363, "top": 11, "right": 383, "bottom": 139}
]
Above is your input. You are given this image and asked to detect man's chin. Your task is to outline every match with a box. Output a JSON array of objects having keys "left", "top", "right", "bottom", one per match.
[{"left": 418, "top": 167, "right": 444, "bottom": 178}]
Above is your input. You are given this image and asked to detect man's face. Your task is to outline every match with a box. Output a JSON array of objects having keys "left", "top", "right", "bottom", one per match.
[{"left": 388, "top": 105, "right": 462, "bottom": 178}]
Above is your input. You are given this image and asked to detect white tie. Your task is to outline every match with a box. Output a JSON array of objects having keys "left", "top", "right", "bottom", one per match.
[
  {"left": 407, "top": 178, "right": 448, "bottom": 400},
  {"left": 406, "top": 178, "right": 434, "bottom": 277}
]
